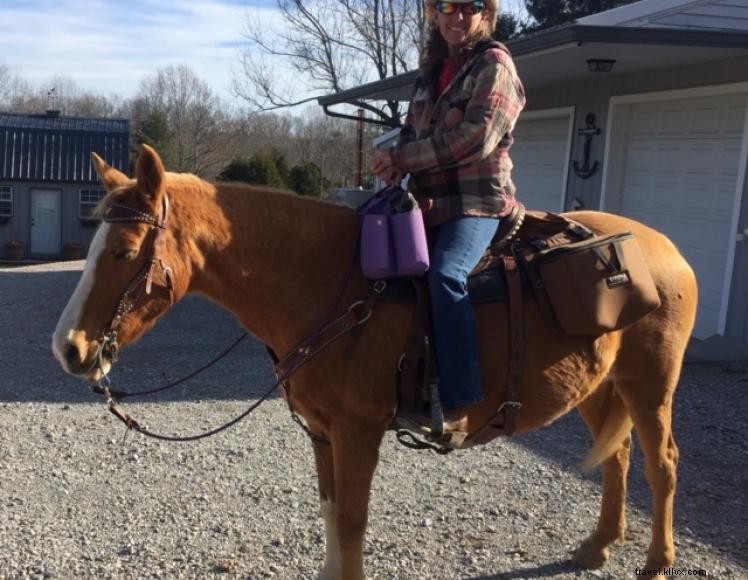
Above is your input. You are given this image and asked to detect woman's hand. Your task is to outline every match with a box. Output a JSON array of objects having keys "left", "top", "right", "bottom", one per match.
[{"left": 371, "top": 149, "right": 402, "bottom": 185}]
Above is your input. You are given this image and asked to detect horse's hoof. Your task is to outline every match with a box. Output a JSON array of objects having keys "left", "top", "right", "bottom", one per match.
[
  {"left": 573, "top": 540, "right": 610, "bottom": 569},
  {"left": 644, "top": 555, "right": 675, "bottom": 573}
]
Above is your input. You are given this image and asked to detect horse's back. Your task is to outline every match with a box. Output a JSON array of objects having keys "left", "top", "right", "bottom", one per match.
[{"left": 563, "top": 210, "right": 696, "bottom": 283}]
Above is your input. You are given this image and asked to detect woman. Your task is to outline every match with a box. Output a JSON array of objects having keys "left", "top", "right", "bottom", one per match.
[{"left": 371, "top": 0, "right": 525, "bottom": 432}]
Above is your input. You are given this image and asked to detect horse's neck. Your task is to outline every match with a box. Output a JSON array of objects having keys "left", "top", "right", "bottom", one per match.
[{"left": 181, "top": 182, "right": 361, "bottom": 353}]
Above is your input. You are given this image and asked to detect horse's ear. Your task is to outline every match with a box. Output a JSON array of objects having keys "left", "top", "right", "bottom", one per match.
[
  {"left": 136, "top": 144, "right": 166, "bottom": 205},
  {"left": 91, "top": 152, "right": 128, "bottom": 190}
]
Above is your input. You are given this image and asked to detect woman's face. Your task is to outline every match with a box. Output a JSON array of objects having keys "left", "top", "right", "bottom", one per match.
[{"left": 436, "top": 2, "right": 486, "bottom": 52}]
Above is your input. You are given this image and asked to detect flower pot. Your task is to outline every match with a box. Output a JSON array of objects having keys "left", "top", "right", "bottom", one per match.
[
  {"left": 5, "top": 242, "right": 25, "bottom": 261},
  {"left": 63, "top": 242, "right": 84, "bottom": 260}
]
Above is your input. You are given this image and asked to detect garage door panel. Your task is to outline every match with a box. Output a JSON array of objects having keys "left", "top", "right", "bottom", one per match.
[
  {"left": 722, "top": 102, "right": 748, "bottom": 134},
  {"left": 629, "top": 110, "right": 660, "bottom": 135},
  {"left": 659, "top": 109, "right": 693, "bottom": 134},
  {"left": 717, "top": 143, "right": 744, "bottom": 173},
  {"left": 510, "top": 114, "right": 570, "bottom": 212},
  {"left": 614, "top": 93, "right": 747, "bottom": 338}
]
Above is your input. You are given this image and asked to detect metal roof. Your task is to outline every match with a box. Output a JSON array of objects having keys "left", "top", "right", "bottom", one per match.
[
  {"left": 0, "top": 112, "right": 129, "bottom": 134},
  {"left": 578, "top": 0, "right": 748, "bottom": 31},
  {"left": 0, "top": 111, "right": 130, "bottom": 182}
]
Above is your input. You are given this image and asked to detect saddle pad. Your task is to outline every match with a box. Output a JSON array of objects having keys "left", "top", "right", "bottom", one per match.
[{"left": 368, "top": 266, "right": 530, "bottom": 306}]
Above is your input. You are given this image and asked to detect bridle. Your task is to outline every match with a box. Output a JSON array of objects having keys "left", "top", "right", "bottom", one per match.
[{"left": 96, "top": 194, "right": 175, "bottom": 370}]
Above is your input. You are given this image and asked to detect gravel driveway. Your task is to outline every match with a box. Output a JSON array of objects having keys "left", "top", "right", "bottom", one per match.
[{"left": 1, "top": 260, "right": 746, "bottom": 579}]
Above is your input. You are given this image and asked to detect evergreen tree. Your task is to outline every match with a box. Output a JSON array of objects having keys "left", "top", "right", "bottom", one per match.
[
  {"left": 270, "top": 148, "right": 291, "bottom": 186},
  {"left": 218, "top": 151, "right": 287, "bottom": 188},
  {"left": 131, "top": 109, "right": 171, "bottom": 173},
  {"left": 494, "top": 13, "right": 522, "bottom": 42},
  {"left": 289, "top": 162, "right": 327, "bottom": 198},
  {"left": 524, "top": 0, "right": 638, "bottom": 33},
  {"left": 217, "top": 157, "right": 252, "bottom": 182},
  {"left": 134, "top": 109, "right": 170, "bottom": 151}
]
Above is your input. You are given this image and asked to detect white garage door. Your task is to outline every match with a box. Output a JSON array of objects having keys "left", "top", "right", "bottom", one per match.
[
  {"left": 613, "top": 93, "right": 747, "bottom": 338},
  {"left": 510, "top": 111, "right": 572, "bottom": 212}
]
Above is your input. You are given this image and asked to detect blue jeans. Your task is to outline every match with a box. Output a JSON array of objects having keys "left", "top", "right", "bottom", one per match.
[{"left": 428, "top": 216, "right": 500, "bottom": 409}]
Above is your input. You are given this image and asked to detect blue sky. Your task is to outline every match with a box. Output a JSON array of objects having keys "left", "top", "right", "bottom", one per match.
[{"left": 0, "top": 0, "right": 283, "bottom": 104}]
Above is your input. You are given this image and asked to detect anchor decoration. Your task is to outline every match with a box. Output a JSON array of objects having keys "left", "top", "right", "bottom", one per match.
[{"left": 573, "top": 113, "right": 601, "bottom": 179}]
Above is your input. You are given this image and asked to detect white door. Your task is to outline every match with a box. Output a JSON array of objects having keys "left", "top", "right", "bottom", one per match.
[
  {"left": 30, "top": 189, "right": 61, "bottom": 255},
  {"left": 609, "top": 93, "right": 748, "bottom": 339},
  {"left": 510, "top": 109, "right": 573, "bottom": 212}
]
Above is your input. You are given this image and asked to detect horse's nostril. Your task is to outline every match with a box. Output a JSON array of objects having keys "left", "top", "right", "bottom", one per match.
[{"left": 63, "top": 343, "right": 81, "bottom": 366}]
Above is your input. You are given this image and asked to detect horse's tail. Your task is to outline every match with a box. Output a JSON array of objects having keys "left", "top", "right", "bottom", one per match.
[{"left": 583, "top": 387, "right": 633, "bottom": 471}]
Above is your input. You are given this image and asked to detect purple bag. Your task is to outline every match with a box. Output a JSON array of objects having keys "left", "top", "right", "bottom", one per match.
[{"left": 358, "top": 187, "right": 430, "bottom": 279}]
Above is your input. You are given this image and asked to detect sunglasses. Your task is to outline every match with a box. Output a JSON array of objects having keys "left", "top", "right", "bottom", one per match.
[{"left": 435, "top": 1, "right": 485, "bottom": 15}]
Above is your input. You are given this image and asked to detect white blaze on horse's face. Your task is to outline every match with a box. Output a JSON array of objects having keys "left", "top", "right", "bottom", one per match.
[{"left": 52, "top": 224, "right": 112, "bottom": 380}]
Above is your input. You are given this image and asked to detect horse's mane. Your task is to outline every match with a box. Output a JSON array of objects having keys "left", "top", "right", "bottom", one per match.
[
  {"left": 94, "top": 171, "right": 357, "bottom": 223},
  {"left": 213, "top": 179, "right": 356, "bottom": 220}
]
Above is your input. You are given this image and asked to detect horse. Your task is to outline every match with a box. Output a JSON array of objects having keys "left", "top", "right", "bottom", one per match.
[{"left": 52, "top": 145, "right": 697, "bottom": 579}]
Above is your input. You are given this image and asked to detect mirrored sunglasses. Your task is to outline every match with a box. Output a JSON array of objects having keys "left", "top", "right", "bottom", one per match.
[{"left": 435, "top": 1, "right": 485, "bottom": 16}]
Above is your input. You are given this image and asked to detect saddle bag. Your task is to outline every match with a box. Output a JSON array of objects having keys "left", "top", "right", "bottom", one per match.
[
  {"left": 358, "top": 187, "right": 430, "bottom": 280},
  {"left": 530, "top": 231, "right": 661, "bottom": 335}
]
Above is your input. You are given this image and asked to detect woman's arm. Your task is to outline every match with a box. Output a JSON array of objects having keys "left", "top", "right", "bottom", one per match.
[{"left": 393, "top": 52, "right": 524, "bottom": 174}]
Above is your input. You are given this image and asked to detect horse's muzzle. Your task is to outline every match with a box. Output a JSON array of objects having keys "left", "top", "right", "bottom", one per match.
[{"left": 52, "top": 332, "right": 109, "bottom": 381}]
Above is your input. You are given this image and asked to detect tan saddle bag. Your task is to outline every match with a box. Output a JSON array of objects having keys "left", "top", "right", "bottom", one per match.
[{"left": 522, "top": 231, "right": 661, "bottom": 335}]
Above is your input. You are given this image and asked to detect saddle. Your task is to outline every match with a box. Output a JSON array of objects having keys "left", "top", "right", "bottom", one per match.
[{"left": 388, "top": 203, "right": 661, "bottom": 452}]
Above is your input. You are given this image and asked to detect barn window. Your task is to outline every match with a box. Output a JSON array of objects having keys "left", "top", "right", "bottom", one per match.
[
  {"left": 0, "top": 186, "right": 12, "bottom": 218},
  {"left": 79, "top": 188, "right": 106, "bottom": 219}
]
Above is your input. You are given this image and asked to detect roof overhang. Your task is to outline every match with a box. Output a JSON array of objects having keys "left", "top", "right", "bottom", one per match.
[{"left": 318, "top": 24, "right": 748, "bottom": 125}]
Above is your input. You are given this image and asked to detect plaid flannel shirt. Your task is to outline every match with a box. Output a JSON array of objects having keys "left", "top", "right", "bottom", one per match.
[{"left": 393, "top": 41, "right": 526, "bottom": 228}]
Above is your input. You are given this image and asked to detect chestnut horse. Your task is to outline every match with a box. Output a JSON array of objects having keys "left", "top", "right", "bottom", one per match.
[{"left": 53, "top": 146, "right": 697, "bottom": 579}]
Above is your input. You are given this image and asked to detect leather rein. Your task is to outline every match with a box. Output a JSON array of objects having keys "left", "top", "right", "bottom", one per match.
[{"left": 89, "top": 195, "right": 380, "bottom": 443}]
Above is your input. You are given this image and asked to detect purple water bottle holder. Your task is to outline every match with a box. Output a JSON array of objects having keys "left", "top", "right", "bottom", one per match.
[{"left": 357, "top": 187, "right": 430, "bottom": 280}]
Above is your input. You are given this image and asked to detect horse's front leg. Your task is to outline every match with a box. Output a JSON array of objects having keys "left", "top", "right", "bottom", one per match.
[
  {"left": 315, "top": 422, "right": 384, "bottom": 580},
  {"left": 313, "top": 442, "right": 341, "bottom": 580}
]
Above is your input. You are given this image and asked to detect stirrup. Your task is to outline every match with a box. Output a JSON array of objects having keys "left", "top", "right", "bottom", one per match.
[
  {"left": 392, "top": 414, "right": 470, "bottom": 450},
  {"left": 392, "top": 385, "right": 470, "bottom": 450}
]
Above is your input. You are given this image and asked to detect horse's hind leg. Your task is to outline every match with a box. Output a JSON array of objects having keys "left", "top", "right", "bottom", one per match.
[
  {"left": 573, "top": 380, "right": 633, "bottom": 569},
  {"left": 616, "top": 372, "right": 680, "bottom": 570}
]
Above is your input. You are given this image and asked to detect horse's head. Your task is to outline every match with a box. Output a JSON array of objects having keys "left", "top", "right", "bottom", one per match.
[{"left": 52, "top": 145, "right": 182, "bottom": 382}]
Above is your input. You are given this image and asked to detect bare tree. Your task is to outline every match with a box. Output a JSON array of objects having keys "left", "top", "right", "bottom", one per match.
[
  {"left": 134, "top": 65, "right": 239, "bottom": 177},
  {"left": 234, "top": 0, "right": 425, "bottom": 125},
  {"left": 1, "top": 74, "right": 126, "bottom": 117},
  {"left": 0, "top": 62, "right": 11, "bottom": 106},
  {"left": 288, "top": 110, "right": 359, "bottom": 187}
]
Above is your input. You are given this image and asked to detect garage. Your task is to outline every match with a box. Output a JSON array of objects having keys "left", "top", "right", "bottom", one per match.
[
  {"left": 604, "top": 89, "right": 748, "bottom": 339},
  {"left": 510, "top": 108, "right": 574, "bottom": 212}
]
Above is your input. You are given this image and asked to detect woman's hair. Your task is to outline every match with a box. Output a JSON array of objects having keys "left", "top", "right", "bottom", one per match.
[{"left": 421, "top": 0, "right": 500, "bottom": 79}]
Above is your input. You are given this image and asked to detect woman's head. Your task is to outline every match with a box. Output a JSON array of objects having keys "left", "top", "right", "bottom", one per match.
[{"left": 426, "top": 0, "right": 499, "bottom": 50}]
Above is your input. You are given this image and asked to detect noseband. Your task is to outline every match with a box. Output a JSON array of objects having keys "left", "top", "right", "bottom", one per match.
[{"left": 97, "top": 194, "right": 175, "bottom": 367}]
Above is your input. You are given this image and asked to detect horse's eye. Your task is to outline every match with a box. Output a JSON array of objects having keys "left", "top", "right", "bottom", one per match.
[{"left": 114, "top": 248, "right": 138, "bottom": 261}]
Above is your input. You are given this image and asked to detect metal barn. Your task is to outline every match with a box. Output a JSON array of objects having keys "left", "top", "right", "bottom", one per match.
[{"left": 0, "top": 110, "right": 129, "bottom": 260}]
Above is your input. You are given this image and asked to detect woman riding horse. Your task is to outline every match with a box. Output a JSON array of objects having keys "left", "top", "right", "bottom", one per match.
[{"left": 373, "top": 0, "right": 525, "bottom": 437}]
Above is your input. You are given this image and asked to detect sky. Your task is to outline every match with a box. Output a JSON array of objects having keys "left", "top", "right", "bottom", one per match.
[
  {"left": 0, "top": 0, "right": 532, "bottom": 108},
  {"left": 0, "top": 0, "right": 286, "bottom": 105}
]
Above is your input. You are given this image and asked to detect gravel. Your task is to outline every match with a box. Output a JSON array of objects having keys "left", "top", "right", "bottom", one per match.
[{"left": 1, "top": 260, "right": 746, "bottom": 579}]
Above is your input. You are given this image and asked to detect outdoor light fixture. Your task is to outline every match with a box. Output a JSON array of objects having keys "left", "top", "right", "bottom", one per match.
[{"left": 587, "top": 58, "right": 616, "bottom": 73}]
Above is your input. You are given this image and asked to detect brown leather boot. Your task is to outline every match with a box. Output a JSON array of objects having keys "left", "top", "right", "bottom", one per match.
[{"left": 393, "top": 408, "right": 470, "bottom": 449}]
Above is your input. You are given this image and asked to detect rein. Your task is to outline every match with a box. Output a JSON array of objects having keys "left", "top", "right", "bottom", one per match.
[
  {"left": 96, "top": 291, "right": 382, "bottom": 442},
  {"left": 90, "top": 199, "right": 381, "bottom": 443}
]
